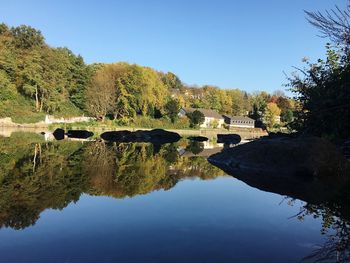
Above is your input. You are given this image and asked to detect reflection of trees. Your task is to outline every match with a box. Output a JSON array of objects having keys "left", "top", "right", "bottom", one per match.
[
  {"left": 0, "top": 138, "right": 88, "bottom": 229},
  {"left": 303, "top": 205, "right": 350, "bottom": 262},
  {"left": 286, "top": 198, "right": 350, "bottom": 262},
  {"left": 0, "top": 137, "right": 224, "bottom": 229},
  {"left": 185, "top": 141, "right": 204, "bottom": 155}
]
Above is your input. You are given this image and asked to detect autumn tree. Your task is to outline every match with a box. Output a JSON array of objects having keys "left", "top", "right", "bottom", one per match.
[
  {"left": 263, "top": 102, "right": 281, "bottom": 129},
  {"left": 160, "top": 72, "right": 182, "bottom": 90},
  {"left": 86, "top": 65, "right": 117, "bottom": 120}
]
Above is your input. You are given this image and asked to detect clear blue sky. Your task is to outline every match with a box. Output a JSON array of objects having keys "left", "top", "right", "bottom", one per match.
[{"left": 1, "top": 0, "right": 347, "bottom": 93}]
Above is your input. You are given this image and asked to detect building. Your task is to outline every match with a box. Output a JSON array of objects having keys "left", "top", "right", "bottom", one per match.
[
  {"left": 179, "top": 108, "right": 225, "bottom": 128},
  {"left": 223, "top": 115, "right": 255, "bottom": 129}
]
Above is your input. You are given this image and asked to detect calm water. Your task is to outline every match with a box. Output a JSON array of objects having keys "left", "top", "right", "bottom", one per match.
[{"left": 0, "top": 132, "right": 348, "bottom": 263}]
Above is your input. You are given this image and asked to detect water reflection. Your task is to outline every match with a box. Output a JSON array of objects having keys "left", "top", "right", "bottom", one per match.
[
  {"left": 0, "top": 132, "right": 224, "bottom": 230},
  {"left": 0, "top": 132, "right": 349, "bottom": 262},
  {"left": 291, "top": 200, "right": 350, "bottom": 262}
]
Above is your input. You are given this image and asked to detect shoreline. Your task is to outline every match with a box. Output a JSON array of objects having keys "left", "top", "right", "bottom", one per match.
[{"left": 0, "top": 123, "right": 267, "bottom": 139}]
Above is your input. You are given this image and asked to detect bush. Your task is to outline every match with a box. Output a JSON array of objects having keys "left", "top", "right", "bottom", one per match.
[{"left": 130, "top": 116, "right": 191, "bottom": 129}]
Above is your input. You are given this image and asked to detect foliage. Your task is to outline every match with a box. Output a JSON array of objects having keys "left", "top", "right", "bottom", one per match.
[
  {"left": 0, "top": 23, "right": 90, "bottom": 118},
  {"left": 186, "top": 141, "right": 204, "bottom": 154},
  {"left": 287, "top": 3, "right": 350, "bottom": 140},
  {"left": 288, "top": 45, "right": 350, "bottom": 140},
  {"left": 164, "top": 98, "right": 180, "bottom": 123},
  {"left": 0, "top": 136, "right": 224, "bottom": 229},
  {"left": 129, "top": 115, "right": 190, "bottom": 129},
  {"left": 0, "top": 21, "right": 296, "bottom": 129},
  {"left": 263, "top": 102, "right": 281, "bottom": 129},
  {"left": 186, "top": 110, "right": 205, "bottom": 128},
  {"left": 160, "top": 71, "right": 183, "bottom": 90},
  {"left": 10, "top": 25, "right": 44, "bottom": 49},
  {"left": 86, "top": 63, "right": 169, "bottom": 121}
]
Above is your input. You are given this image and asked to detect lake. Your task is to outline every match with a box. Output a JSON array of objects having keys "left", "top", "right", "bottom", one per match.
[{"left": 0, "top": 132, "right": 348, "bottom": 263}]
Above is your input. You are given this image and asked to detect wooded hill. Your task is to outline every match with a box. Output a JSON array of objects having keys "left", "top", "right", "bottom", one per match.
[{"left": 0, "top": 23, "right": 293, "bottom": 128}]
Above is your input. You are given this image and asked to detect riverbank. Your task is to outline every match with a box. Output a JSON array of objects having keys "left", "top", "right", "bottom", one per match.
[{"left": 0, "top": 118, "right": 267, "bottom": 139}]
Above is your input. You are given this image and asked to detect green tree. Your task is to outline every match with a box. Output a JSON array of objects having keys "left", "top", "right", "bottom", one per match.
[
  {"left": 187, "top": 110, "right": 205, "bottom": 128},
  {"left": 11, "top": 25, "right": 44, "bottom": 49},
  {"left": 165, "top": 98, "right": 180, "bottom": 123},
  {"left": 0, "top": 70, "right": 16, "bottom": 101}
]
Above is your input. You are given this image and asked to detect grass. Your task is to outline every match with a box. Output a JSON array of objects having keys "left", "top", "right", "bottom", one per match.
[
  {"left": 0, "top": 98, "right": 46, "bottom": 123},
  {"left": 0, "top": 98, "right": 84, "bottom": 124}
]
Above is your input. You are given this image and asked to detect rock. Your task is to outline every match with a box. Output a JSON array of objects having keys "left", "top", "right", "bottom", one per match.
[
  {"left": 100, "top": 130, "right": 132, "bottom": 142},
  {"left": 217, "top": 134, "right": 241, "bottom": 144},
  {"left": 145, "top": 129, "right": 181, "bottom": 144},
  {"left": 67, "top": 130, "right": 94, "bottom": 139},
  {"left": 208, "top": 136, "right": 350, "bottom": 205},
  {"left": 267, "top": 131, "right": 300, "bottom": 138},
  {"left": 53, "top": 128, "right": 65, "bottom": 140},
  {"left": 100, "top": 129, "right": 181, "bottom": 144},
  {"left": 188, "top": 136, "right": 208, "bottom": 142}
]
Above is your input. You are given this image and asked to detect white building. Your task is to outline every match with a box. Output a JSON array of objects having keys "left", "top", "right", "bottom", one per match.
[
  {"left": 223, "top": 115, "right": 255, "bottom": 129},
  {"left": 179, "top": 108, "right": 225, "bottom": 128}
]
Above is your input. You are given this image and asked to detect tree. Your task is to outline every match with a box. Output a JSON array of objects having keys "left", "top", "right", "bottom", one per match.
[
  {"left": 305, "top": 1, "right": 350, "bottom": 46},
  {"left": 281, "top": 109, "right": 293, "bottom": 123},
  {"left": 63, "top": 49, "right": 91, "bottom": 110},
  {"left": 187, "top": 110, "right": 205, "bottom": 128},
  {"left": 160, "top": 72, "right": 182, "bottom": 90},
  {"left": 86, "top": 65, "right": 117, "bottom": 120},
  {"left": 165, "top": 98, "right": 180, "bottom": 123},
  {"left": 20, "top": 49, "right": 44, "bottom": 111},
  {"left": 249, "top": 91, "right": 270, "bottom": 120},
  {"left": 288, "top": 44, "right": 350, "bottom": 139},
  {"left": 263, "top": 102, "right": 281, "bottom": 128},
  {"left": 186, "top": 141, "right": 204, "bottom": 154},
  {"left": 11, "top": 25, "right": 44, "bottom": 49},
  {"left": 276, "top": 96, "right": 294, "bottom": 124},
  {"left": 0, "top": 70, "right": 16, "bottom": 101},
  {"left": 202, "top": 86, "right": 221, "bottom": 111},
  {"left": 288, "top": 3, "right": 350, "bottom": 140}
]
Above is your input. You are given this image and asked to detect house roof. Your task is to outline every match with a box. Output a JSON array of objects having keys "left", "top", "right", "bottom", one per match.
[
  {"left": 183, "top": 108, "right": 223, "bottom": 119},
  {"left": 223, "top": 115, "right": 255, "bottom": 122}
]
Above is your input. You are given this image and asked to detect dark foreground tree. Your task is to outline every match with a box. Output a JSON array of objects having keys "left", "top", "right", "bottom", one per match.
[
  {"left": 305, "top": 1, "right": 350, "bottom": 47},
  {"left": 288, "top": 2, "right": 350, "bottom": 141}
]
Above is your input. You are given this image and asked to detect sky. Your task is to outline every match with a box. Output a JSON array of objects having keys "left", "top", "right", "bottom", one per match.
[{"left": 1, "top": 0, "right": 348, "bottom": 93}]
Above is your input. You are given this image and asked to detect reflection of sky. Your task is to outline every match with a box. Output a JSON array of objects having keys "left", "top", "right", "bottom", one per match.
[{"left": 0, "top": 177, "right": 324, "bottom": 263}]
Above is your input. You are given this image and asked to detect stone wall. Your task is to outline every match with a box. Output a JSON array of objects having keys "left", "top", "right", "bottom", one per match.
[{"left": 44, "top": 115, "right": 94, "bottom": 124}]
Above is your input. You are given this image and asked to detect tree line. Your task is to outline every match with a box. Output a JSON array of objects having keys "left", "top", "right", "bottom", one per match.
[{"left": 0, "top": 22, "right": 295, "bottom": 128}]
